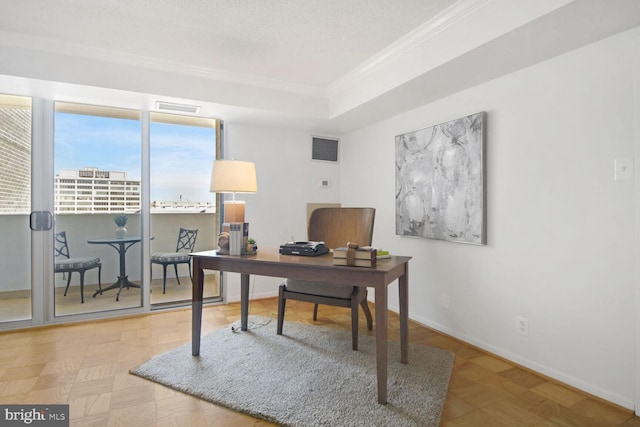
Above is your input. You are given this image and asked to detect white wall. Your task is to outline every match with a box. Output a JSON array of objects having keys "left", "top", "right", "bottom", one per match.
[
  {"left": 221, "top": 124, "right": 341, "bottom": 301},
  {"left": 339, "top": 28, "right": 639, "bottom": 408}
]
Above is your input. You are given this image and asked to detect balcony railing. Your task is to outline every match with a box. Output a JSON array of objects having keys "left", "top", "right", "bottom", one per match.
[{"left": 0, "top": 213, "right": 218, "bottom": 293}]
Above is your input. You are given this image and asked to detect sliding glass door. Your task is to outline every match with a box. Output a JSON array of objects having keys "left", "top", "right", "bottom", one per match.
[
  {"left": 53, "top": 103, "right": 142, "bottom": 316},
  {"left": 0, "top": 91, "right": 222, "bottom": 329},
  {"left": 0, "top": 94, "right": 32, "bottom": 323},
  {"left": 149, "top": 112, "right": 220, "bottom": 307}
]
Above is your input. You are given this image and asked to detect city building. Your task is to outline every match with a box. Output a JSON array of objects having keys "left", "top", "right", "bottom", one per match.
[
  {"left": 151, "top": 199, "right": 215, "bottom": 213},
  {"left": 0, "top": 102, "right": 30, "bottom": 214},
  {"left": 54, "top": 167, "right": 140, "bottom": 214},
  {"left": 53, "top": 167, "right": 215, "bottom": 214}
]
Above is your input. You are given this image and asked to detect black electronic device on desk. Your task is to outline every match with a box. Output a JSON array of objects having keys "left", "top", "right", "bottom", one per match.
[{"left": 279, "top": 241, "right": 329, "bottom": 256}]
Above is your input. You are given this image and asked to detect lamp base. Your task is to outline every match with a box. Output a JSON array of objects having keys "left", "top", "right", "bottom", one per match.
[{"left": 223, "top": 200, "right": 245, "bottom": 223}]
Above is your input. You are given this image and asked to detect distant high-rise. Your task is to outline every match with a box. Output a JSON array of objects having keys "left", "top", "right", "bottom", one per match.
[
  {"left": 55, "top": 167, "right": 141, "bottom": 214},
  {"left": 0, "top": 104, "right": 31, "bottom": 214}
]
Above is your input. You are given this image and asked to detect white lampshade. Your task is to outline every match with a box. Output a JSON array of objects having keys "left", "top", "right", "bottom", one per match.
[
  {"left": 210, "top": 160, "right": 258, "bottom": 194},
  {"left": 210, "top": 160, "right": 257, "bottom": 224}
]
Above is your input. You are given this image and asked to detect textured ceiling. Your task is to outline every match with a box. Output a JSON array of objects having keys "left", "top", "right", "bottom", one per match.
[
  {"left": 2, "top": 0, "right": 640, "bottom": 133},
  {"left": 0, "top": 0, "right": 457, "bottom": 87}
]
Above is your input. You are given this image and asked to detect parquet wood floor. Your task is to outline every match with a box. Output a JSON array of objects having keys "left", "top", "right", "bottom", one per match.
[{"left": 0, "top": 298, "right": 638, "bottom": 426}]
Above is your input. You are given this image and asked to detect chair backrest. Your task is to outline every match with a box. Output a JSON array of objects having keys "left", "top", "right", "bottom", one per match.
[
  {"left": 54, "top": 231, "right": 70, "bottom": 259},
  {"left": 176, "top": 228, "right": 198, "bottom": 253},
  {"left": 307, "top": 208, "right": 375, "bottom": 250}
]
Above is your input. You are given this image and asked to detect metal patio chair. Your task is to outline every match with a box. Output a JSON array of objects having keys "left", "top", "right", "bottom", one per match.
[
  {"left": 54, "top": 231, "right": 102, "bottom": 304},
  {"left": 151, "top": 228, "right": 198, "bottom": 294}
]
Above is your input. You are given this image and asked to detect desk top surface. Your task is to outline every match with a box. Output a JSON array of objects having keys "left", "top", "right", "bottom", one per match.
[{"left": 191, "top": 248, "right": 411, "bottom": 275}]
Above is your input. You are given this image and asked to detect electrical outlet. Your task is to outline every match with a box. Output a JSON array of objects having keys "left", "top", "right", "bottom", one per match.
[{"left": 516, "top": 316, "right": 529, "bottom": 336}]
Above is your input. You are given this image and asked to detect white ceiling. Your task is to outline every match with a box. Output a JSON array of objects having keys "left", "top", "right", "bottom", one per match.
[
  {"left": 0, "top": 0, "right": 639, "bottom": 133},
  {"left": 0, "top": 0, "right": 457, "bottom": 87}
]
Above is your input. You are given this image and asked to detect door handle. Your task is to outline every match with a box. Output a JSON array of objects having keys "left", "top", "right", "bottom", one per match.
[{"left": 29, "top": 211, "right": 53, "bottom": 231}]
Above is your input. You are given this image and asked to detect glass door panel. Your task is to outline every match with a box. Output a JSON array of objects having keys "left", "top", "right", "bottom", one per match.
[
  {"left": 53, "top": 102, "right": 142, "bottom": 316},
  {"left": 0, "top": 94, "right": 32, "bottom": 323},
  {"left": 149, "top": 112, "right": 220, "bottom": 306}
]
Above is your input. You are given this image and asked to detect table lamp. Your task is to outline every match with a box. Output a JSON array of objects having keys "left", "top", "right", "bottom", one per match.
[{"left": 209, "top": 159, "right": 257, "bottom": 224}]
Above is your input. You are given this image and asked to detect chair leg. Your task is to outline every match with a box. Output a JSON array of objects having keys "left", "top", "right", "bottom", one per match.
[
  {"left": 97, "top": 265, "right": 102, "bottom": 293},
  {"left": 162, "top": 264, "right": 168, "bottom": 294},
  {"left": 79, "top": 272, "right": 85, "bottom": 304},
  {"left": 361, "top": 299, "right": 373, "bottom": 331},
  {"left": 94, "top": 266, "right": 103, "bottom": 299},
  {"left": 351, "top": 297, "right": 359, "bottom": 351},
  {"left": 174, "top": 264, "right": 181, "bottom": 285},
  {"left": 64, "top": 273, "right": 72, "bottom": 296},
  {"left": 188, "top": 263, "right": 193, "bottom": 284},
  {"left": 313, "top": 303, "right": 319, "bottom": 321},
  {"left": 277, "top": 284, "right": 286, "bottom": 335}
]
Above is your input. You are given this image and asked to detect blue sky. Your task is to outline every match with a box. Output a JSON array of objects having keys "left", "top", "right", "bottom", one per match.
[{"left": 55, "top": 112, "right": 217, "bottom": 202}]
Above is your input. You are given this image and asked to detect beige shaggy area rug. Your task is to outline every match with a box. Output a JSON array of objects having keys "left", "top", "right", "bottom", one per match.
[{"left": 132, "top": 316, "right": 454, "bottom": 427}]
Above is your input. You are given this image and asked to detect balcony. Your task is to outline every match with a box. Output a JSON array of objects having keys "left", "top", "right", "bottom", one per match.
[{"left": 0, "top": 212, "right": 220, "bottom": 322}]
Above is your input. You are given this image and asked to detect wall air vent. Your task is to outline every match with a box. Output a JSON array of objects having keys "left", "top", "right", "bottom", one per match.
[
  {"left": 312, "top": 136, "right": 339, "bottom": 162},
  {"left": 155, "top": 101, "right": 201, "bottom": 114}
]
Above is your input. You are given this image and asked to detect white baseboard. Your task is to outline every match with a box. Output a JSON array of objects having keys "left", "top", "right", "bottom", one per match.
[{"left": 409, "top": 312, "right": 633, "bottom": 410}]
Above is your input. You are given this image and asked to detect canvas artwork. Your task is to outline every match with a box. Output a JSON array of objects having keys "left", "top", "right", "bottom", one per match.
[{"left": 395, "top": 112, "right": 485, "bottom": 244}]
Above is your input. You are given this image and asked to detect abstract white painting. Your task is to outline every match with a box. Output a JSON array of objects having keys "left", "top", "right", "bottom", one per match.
[{"left": 395, "top": 112, "right": 485, "bottom": 244}]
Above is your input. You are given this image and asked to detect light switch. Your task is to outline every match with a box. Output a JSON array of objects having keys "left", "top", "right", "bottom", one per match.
[{"left": 614, "top": 158, "right": 633, "bottom": 181}]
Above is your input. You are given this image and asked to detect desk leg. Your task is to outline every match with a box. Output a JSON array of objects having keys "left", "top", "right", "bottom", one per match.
[
  {"left": 399, "top": 267, "right": 409, "bottom": 364},
  {"left": 192, "top": 258, "right": 204, "bottom": 356},
  {"left": 375, "top": 285, "right": 388, "bottom": 404},
  {"left": 241, "top": 273, "right": 249, "bottom": 331}
]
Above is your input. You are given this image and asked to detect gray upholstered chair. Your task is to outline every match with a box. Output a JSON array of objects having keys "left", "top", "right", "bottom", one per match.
[
  {"left": 54, "top": 231, "right": 102, "bottom": 304},
  {"left": 151, "top": 228, "right": 198, "bottom": 294},
  {"left": 277, "top": 207, "right": 375, "bottom": 350}
]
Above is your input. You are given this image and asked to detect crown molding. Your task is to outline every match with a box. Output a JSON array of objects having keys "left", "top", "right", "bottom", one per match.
[
  {"left": 327, "top": 0, "right": 493, "bottom": 96},
  {"left": 0, "top": 30, "right": 326, "bottom": 99},
  {"left": 0, "top": 1, "right": 491, "bottom": 107}
]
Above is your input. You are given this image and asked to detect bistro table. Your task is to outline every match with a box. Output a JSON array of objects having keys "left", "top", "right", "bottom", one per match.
[{"left": 88, "top": 236, "right": 148, "bottom": 301}]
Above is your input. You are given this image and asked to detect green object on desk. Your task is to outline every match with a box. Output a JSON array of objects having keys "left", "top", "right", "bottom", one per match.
[{"left": 376, "top": 249, "right": 390, "bottom": 259}]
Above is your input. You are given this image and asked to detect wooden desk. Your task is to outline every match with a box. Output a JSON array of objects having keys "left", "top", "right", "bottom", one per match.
[{"left": 191, "top": 248, "right": 411, "bottom": 404}]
